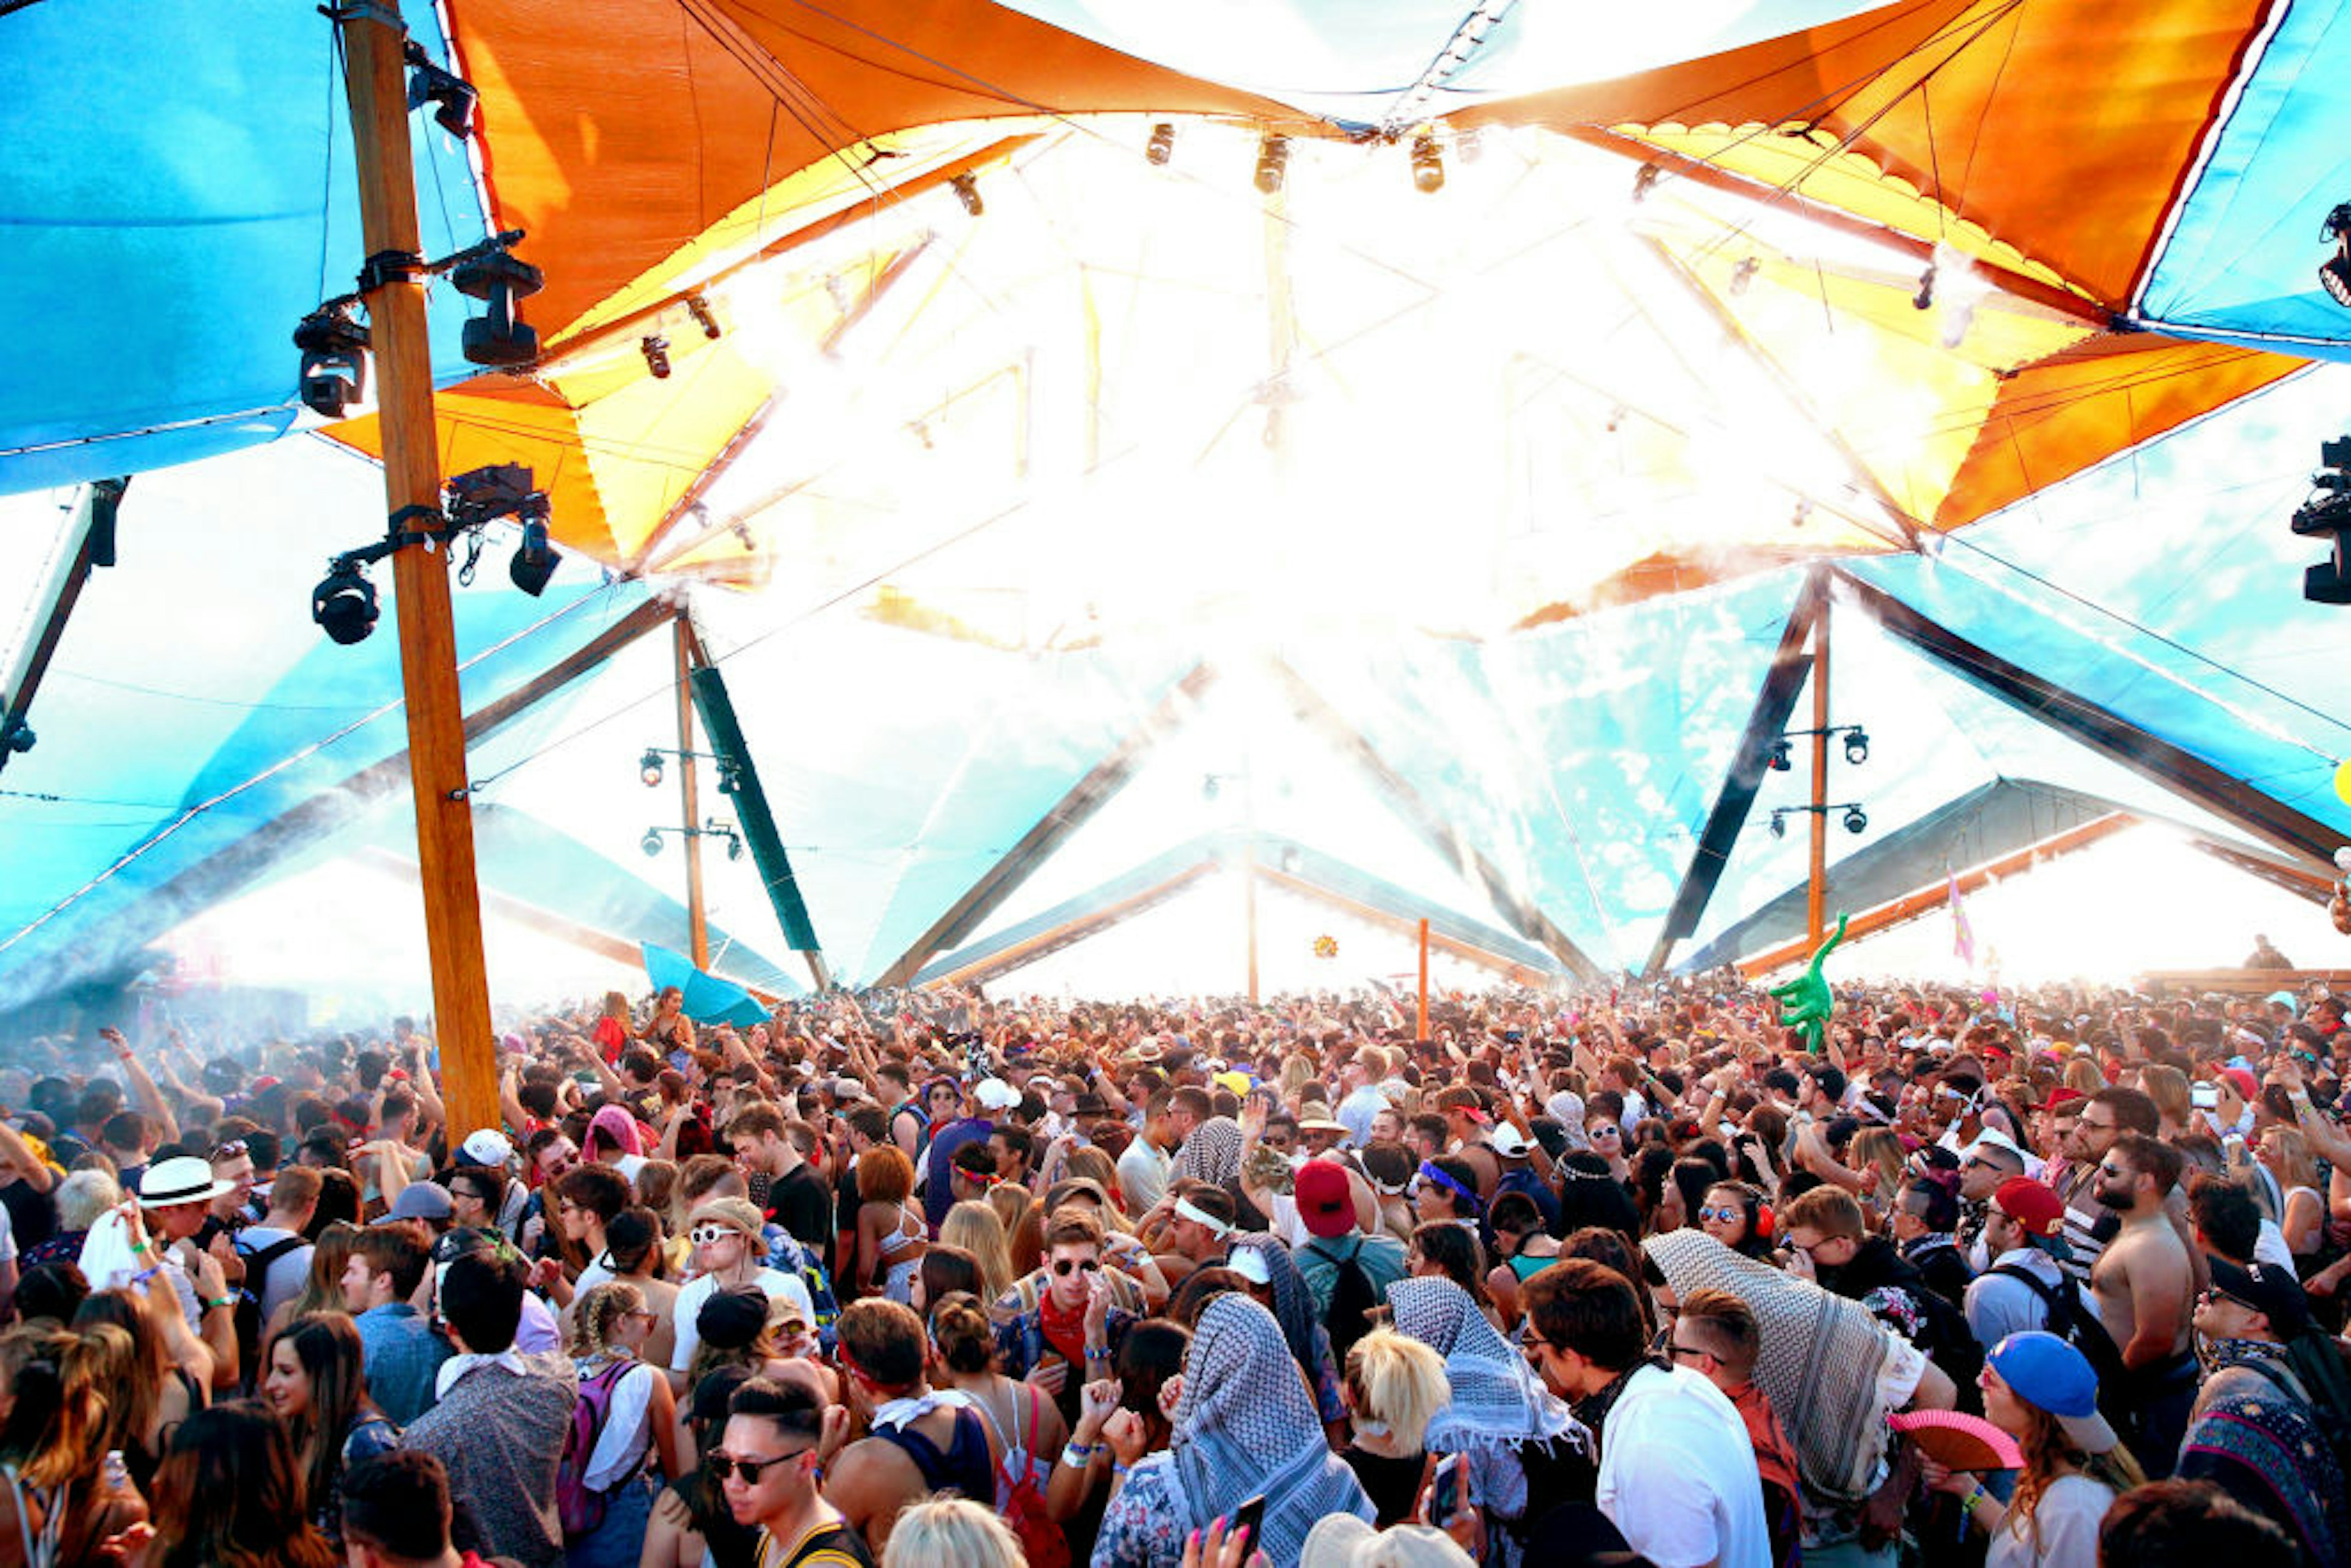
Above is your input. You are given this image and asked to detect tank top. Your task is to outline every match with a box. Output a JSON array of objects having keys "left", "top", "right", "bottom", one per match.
[{"left": 872, "top": 1407, "right": 994, "bottom": 1503}]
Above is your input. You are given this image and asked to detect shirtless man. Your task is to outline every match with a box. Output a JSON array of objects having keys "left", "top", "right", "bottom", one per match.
[{"left": 2090, "top": 1131, "right": 2197, "bottom": 1479}]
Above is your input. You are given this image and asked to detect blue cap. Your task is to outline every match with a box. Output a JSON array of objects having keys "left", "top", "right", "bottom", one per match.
[{"left": 1986, "top": 1331, "right": 2117, "bottom": 1452}]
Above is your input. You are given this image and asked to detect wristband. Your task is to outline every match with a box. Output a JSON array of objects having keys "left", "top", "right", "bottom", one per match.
[
  {"left": 204, "top": 1296, "right": 234, "bottom": 1312},
  {"left": 129, "top": 1240, "right": 149, "bottom": 1255},
  {"left": 1961, "top": 1484, "right": 1989, "bottom": 1517},
  {"left": 1059, "top": 1442, "right": 1098, "bottom": 1468},
  {"left": 1110, "top": 1461, "right": 1132, "bottom": 1477}
]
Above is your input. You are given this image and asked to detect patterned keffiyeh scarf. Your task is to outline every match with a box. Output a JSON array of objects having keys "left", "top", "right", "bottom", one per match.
[
  {"left": 1172, "top": 1296, "right": 1373, "bottom": 1566},
  {"left": 1174, "top": 1116, "right": 1244, "bottom": 1188}
]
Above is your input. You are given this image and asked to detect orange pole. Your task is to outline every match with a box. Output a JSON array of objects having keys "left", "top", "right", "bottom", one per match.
[
  {"left": 340, "top": 4, "right": 495, "bottom": 1139},
  {"left": 1807, "top": 601, "right": 1831, "bottom": 948},
  {"left": 1417, "top": 918, "right": 1431, "bottom": 1038},
  {"left": 674, "top": 618, "right": 709, "bottom": 970}
]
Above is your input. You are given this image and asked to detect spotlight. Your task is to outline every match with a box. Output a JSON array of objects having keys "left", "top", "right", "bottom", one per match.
[
  {"left": 950, "top": 174, "right": 983, "bottom": 217},
  {"left": 85, "top": 477, "right": 124, "bottom": 569},
  {"left": 686, "top": 294, "right": 721, "bottom": 340},
  {"left": 1, "top": 716, "right": 33, "bottom": 755},
  {"left": 2291, "top": 435, "right": 2351, "bottom": 604},
  {"left": 1913, "top": 263, "right": 1937, "bottom": 312},
  {"left": 1843, "top": 727, "right": 1870, "bottom": 766},
  {"left": 403, "top": 40, "right": 478, "bottom": 140},
  {"left": 641, "top": 334, "right": 672, "bottom": 379},
  {"left": 293, "top": 303, "right": 370, "bottom": 419},
  {"left": 1769, "top": 811, "right": 1786, "bottom": 839},
  {"left": 449, "top": 241, "right": 544, "bottom": 367},
  {"left": 1790, "top": 499, "right": 1812, "bottom": 530},
  {"left": 1730, "top": 256, "right": 1758, "bottom": 297},
  {"left": 726, "top": 832, "right": 744, "bottom": 863},
  {"left": 716, "top": 764, "right": 740, "bottom": 796},
  {"left": 641, "top": 830, "right": 664, "bottom": 857},
  {"left": 1768, "top": 739, "right": 1792, "bottom": 773},
  {"left": 508, "top": 519, "right": 559, "bottom": 597},
  {"left": 640, "top": 749, "right": 666, "bottom": 788},
  {"left": 1146, "top": 122, "right": 1175, "bottom": 167},
  {"left": 732, "top": 521, "right": 756, "bottom": 553},
  {"left": 1255, "top": 135, "right": 1289, "bottom": 196},
  {"left": 1632, "top": 163, "right": 1660, "bottom": 203},
  {"left": 1843, "top": 806, "right": 1867, "bottom": 835},
  {"left": 2322, "top": 205, "right": 2351, "bottom": 308},
  {"left": 1279, "top": 846, "right": 1302, "bottom": 874},
  {"left": 310, "top": 556, "right": 379, "bottom": 645},
  {"left": 1410, "top": 130, "right": 1444, "bottom": 195}
]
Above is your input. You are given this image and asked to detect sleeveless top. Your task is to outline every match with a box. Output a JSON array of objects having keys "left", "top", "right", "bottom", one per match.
[{"left": 872, "top": 1407, "right": 994, "bottom": 1503}]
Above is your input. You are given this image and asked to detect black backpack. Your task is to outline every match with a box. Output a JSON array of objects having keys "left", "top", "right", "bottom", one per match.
[
  {"left": 1312, "top": 1236, "right": 1382, "bottom": 1358},
  {"left": 233, "top": 1234, "right": 307, "bottom": 1390},
  {"left": 1988, "top": 1264, "right": 2132, "bottom": 1418}
]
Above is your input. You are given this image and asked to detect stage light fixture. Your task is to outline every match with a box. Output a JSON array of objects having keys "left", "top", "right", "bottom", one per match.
[
  {"left": 508, "top": 519, "right": 558, "bottom": 596},
  {"left": 1769, "top": 811, "right": 1786, "bottom": 839},
  {"left": 732, "top": 521, "right": 756, "bottom": 552},
  {"left": 311, "top": 556, "right": 379, "bottom": 645},
  {"left": 2323, "top": 206, "right": 2351, "bottom": 307},
  {"left": 686, "top": 294, "right": 721, "bottom": 340},
  {"left": 641, "top": 829, "right": 664, "bottom": 857},
  {"left": 449, "top": 241, "right": 544, "bottom": 367},
  {"left": 2292, "top": 435, "right": 2351, "bottom": 603},
  {"left": 1913, "top": 264, "right": 1936, "bottom": 312},
  {"left": 1411, "top": 130, "right": 1444, "bottom": 194},
  {"left": 640, "top": 749, "right": 666, "bottom": 787},
  {"left": 950, "top": 174, "right": 983, "bottom": 217},
  {"left": 1146, "top": 122, "right": 1175, "bottom": 166},
  {"left": 293, "top": 302, "right": 371, "bottom": 419},
  {"left": 1843, "top": 727, "right": 1870, "bottom": 766},
  {"left": 1, "top": 716, "right": 33, "bottom": 755},
  {"left": 1632, "top": 163, "right": 1660, "bottom": 203},
  {"left": 1768, "top": 738, "right": 1792, "bottom": 772},
  {"left": 641, "top": 334, "right": 672, "bottom": 378},
  {"left": 1255, "top": 136, "right": 1289, "bottom": 195},
  {"left": 1279, "top": 846, "right": 1302, "bottom": 874},
  {"left": 403, "top": 40, "right": 478, "bottom": 139},
  {"left": 1844, "top": 806, "right": 1867, "bottom": 835},
  {"left": 716, "top": 763, "right": 740, "bottom": 796},
  {"left": 726, "top": 831, "right": 745, "bottom": 863}
]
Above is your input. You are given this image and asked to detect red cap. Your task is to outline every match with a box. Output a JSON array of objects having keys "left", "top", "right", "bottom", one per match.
[
  {"left": 1293, "top": 1158, "right": 1355, "bottom": 1239},
  {"left": 1992, "top": 1176, "right": 2066, "bottom": 1239},
  {"left": 2219, "top": 1068, "right": 2259, "bottom": 1104},
  {"left": 2043, "top": 1087, "right": 2084, "bottom": 1111}
]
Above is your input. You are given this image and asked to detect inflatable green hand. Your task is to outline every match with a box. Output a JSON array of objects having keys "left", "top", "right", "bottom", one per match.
[{"left": 1766, "top": 912, "right": 1847, "bottom": 1055}]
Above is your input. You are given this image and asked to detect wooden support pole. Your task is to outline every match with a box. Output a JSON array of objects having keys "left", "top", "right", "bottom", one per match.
[
  {"left": 1417, "top": 918, "right": 1431, "bottom": 1040},
  {"left": 674, "top": 617, "right": 710, "bottom": 970},
  {"left": 339, "top": 5, "right": 496, "bottom": 1140},
  {"left": 1243, "top": 842, "right": 1261, "bottom": 1005},
  {"left": 1807, "top": 600, "right": 1831, "bottom": 950}
]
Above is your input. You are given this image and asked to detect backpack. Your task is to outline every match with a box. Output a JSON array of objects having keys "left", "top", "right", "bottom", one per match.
[
  {"left": 1988, "top": 1264, "right": 2132, "bottom": 1421},
  {"left": 231, "top": 1234, "right": 306, "bottom": 1392},
  {"left": 994, "top": 1384, "right": 1069, "bottom": 1568},
  {"left": 556, "top": 1359, "right": 640, "bottom": 1539},
  {"left": 1311, "top": 1236, "right": 1382, "bottom": 1359},
  {"left": 762, "top": 1228, "right": 841, "bottom": 1345}
]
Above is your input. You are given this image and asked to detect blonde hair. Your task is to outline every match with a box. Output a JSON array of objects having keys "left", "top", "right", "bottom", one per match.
[
  {"left": 940, "top": 1201, "right": 1014, "bottom": 1302},
  {"left": 880, "top": 1498, "right": 1023, "bottom": 1568},
  {"left": 2263, "top": 1126, "right": 2320, "bottom": 1194},
  {"left": 1343, "top": 1329, "right": 1451, "bottom": 1450},
  {"left": 1850, "top": 1128, "right": 1905, "bottom": 1195},
  {"left": 568, "top": 1281, "right": 645, "bottom": 1360},
  {"left": 2063, "top": 1057, "right": 2103, "bottom": 1096},
  {"left": 2139, "top": 1064, "right": 2191, "bottom": 1131}
]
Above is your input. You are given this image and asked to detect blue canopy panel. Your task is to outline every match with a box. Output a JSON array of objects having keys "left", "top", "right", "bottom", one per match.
[
  {"left": 1280, "top": 572, "right": 1804, "bottom": 972},
  {"left": 2134, "top": 0, "right": 2351, "bottom": 361},
  {"left": 988, "top": 2, "right": 1889, "bottom": 130},
  {"left": 0, "top": 0, "right": 490, "bottom": 493},
  {"left": 0, "top": 438, "right": 653, "bottom": 1010}
]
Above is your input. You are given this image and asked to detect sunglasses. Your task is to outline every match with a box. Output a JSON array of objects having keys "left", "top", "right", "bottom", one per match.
[
  {"left": 689, "top": 1225, "right": 740, "bottom": 1247},
  {"left": 1051, "top": 1258, "right": 1102, "bottom": 1277},
  {"left": 708, "top": 1449, "right": 808, "bottom": 1484},
  {"left": 210, "top": 1139, "right": 248, "bottom": 1161},
  {"left": 1698, "top": 1206, "right": 1744, "bottom": 1225}
]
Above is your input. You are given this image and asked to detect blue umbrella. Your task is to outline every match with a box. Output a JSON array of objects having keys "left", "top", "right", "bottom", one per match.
[{"left": 641, "top": 943, "right": 770, "bottom": 1027}]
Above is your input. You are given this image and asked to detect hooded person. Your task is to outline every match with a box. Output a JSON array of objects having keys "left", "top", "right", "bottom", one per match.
[
  {"left": 1385, "top": 1275, "right": 1591, "bottom": 1566},
  {"left": 1228, "top": 1233, "right": 1348, "bottom": 1427},
  {"left": 1094, "top": 1294, "right": 1374, "bottom": 1567},
  {"left": 1644, "top": 1229, "right": 1945, "bottom": 1557}
]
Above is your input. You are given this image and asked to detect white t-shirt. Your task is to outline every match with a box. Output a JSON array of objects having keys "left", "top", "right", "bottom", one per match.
[
  {"left": 1596, "top": 1364, "right": 1771, "bottom": 1568},
  {"left": 667, "top": 1267, "right": 814, "bottom": 1375},
  {"left": 580, "top": 1359, "right": 663, "bottom": 1490},
  {"left": 1985, "top": 1472, "right": 2112, "bottom": 1568}
]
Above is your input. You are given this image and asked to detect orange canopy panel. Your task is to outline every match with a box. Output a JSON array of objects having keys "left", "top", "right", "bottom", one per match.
[
  {"left": 449, "top": 0, "right": 1297, "bottom": 333},
  {"left": 1457, "top": 0, "right": 2271, "bottom": 304},
  {"left": 1938, "top": 334, "right": 2304, "bottom": 533}
]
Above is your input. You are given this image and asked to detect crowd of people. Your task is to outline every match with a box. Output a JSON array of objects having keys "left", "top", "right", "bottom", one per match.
[{"left": 0, "top": 968, "right": 2347, "bottom": 1567}]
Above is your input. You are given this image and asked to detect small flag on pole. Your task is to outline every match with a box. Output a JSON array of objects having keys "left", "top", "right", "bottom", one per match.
[{"left": 1948, "top": 873, "right": 1976, "bottom": 967}]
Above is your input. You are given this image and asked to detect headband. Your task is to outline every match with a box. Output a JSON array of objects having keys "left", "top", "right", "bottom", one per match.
[
  {"left": 1414, "top": 1160, "right": 1483, "bottom": 1214},
  {"left": 1172, "top": 1196, "right": 1233, "bottom": 1237}
]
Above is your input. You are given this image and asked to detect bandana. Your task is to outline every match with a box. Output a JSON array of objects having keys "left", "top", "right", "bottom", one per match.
[
  {"left": 869, "top": 1388, "right": 973, "bottom": 1433},
  {"left": 1415, "top": 1160, "right": 1482, "bottom": 1215}
]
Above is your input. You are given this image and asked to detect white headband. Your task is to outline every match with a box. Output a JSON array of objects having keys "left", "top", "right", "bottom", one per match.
[{"left": 1173, "top": 1196, "right": 1232, "bottom": 1237}]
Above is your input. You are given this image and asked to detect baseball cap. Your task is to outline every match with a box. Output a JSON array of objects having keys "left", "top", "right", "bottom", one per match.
[
  {"left": 1490, "top": 1123, "right": 1534, "bottom": 1159},
  {"left": 2042, "top": 1087, "right": 2084, "bottom": 1113},
  {"left": 1300, "top": 1515, "right": 1481, "bottom": 1568},
  {"left": 975, "top": 1078, "right": 1019, "bottom": 1111},
  {"left": 456, "top": 1129, "right": 514, "bottom": 1168},
  {"left": 1986, "top": 1332, "right": 2116, "bottom": 1453},
  {"left": 1293, "top": 1158, "right": 1355, "bottom": 1239},
  {"left": 1228, "top": 1245, "right": 1273, "bottom": 1286},
  {"left": 2207, "top": 1255, "right": 2311, "bottom": 1337},
  {"left": 696, "top": 1284, "right": 772, "bottom": 1351},
  {"left": 375, "top": 1182, "right": 453, "bottom": 1226},
  {"left": 1990, "top": 1176, "right": 2074, "bottom": 1259},
  {"left": 2218, "top": 1068, "right": 2260, "bottom": 1104}
]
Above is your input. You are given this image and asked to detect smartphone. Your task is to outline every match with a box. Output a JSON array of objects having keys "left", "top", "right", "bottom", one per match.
[
  {"left": 2191, "top": 1084, "right": 2218, "bottom": 1111},
  {"left": 1428, "top": 1455, "right": 1464, "bottom": 1523},
  {"left": 1231, "top": 1491, "right": 1267, "bottom": 1548}
]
